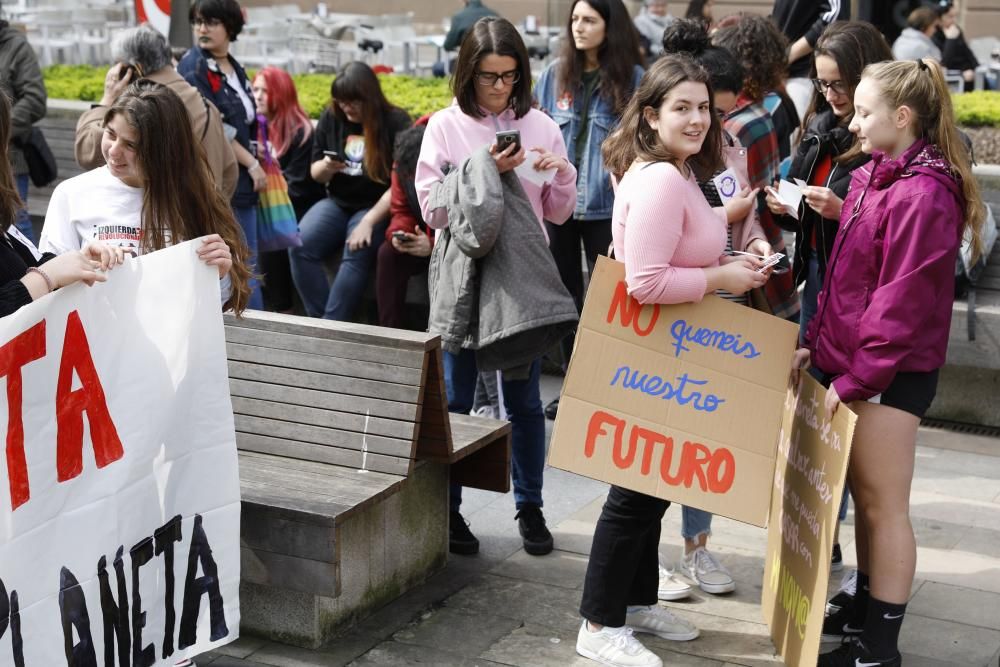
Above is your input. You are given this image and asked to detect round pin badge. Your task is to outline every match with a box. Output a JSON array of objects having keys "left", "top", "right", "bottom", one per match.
[{"left": 720, "top": 175, "right": 738, "bottom": 198}]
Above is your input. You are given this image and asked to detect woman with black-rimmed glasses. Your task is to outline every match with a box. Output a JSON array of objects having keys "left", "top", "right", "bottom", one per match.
[
  {"left": 415, "top": 17, "right": 577, "bottom": 559},
  {"left": 765, "top": 21, "right": 893, "bottom": 345}
]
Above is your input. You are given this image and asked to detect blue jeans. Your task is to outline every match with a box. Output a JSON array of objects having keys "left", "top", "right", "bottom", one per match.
[
  {"left": 233, "top": 205, "right": 264, "bottom": 310},
  {"left": 445, "top": 349, "right": 545, "bottom": 511},
  {"left": 288, "top": 198, "right": 383, "bottom": 321},
  {"left": 798, "top": 255, "right": 822, "bottom": 346},
  {"left": 681, "top": 506, "right": 713, "bottom": 541},
  {"left": 14, "top": 174, "right": 33, "bottom": 243}
]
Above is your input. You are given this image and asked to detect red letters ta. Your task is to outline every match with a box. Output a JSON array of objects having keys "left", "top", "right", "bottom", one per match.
[{"left": 56, "top": 311, "right": 123, "bottom": 482}]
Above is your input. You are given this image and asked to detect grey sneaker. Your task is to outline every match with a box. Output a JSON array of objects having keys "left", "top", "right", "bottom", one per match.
[
  {"left": 680, "top": 546, "right": 735, "bottom": 595},
  {"left": 625, "top": 605, "right": 699, "bottom": 641},
  {"left": 656, "top": 562, "right": 692, "bottom": 601}
]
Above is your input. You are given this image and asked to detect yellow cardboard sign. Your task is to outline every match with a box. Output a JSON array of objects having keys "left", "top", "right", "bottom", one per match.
[
  {"left": 548, "top": 256, "right": 799, "bottom": 526},
  {"left": 762, "top": 374, "right": 856, "bottom": 666}
]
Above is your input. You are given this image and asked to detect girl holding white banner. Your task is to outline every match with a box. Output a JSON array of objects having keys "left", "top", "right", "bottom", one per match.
[
  {"left": 793, "top": 59, "right": 985, "bottom": 667},
  {"left": 573, "top": 55, "right": 767, "bottom": 667},
  {"left": 0, "top": 93, "right": 122, "bottom": 315},
  {"left": 39, "top": 81, "right": 252, "bottom": 314}
]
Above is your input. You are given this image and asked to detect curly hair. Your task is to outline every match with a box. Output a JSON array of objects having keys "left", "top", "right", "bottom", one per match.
[{"left": 712, "top": 14, "right": 788, "bottom": 102}]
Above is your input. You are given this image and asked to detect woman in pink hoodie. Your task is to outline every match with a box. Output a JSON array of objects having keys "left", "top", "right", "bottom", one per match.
[
  {"left": 415, "top": 17, "right": 577, "bottom": 559},
  {"left": 794, "top": 59, "right": 985, "bottom": 667}
]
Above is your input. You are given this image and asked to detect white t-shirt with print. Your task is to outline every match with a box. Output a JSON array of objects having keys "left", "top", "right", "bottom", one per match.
[{"left": 39, "top": 166, "right": 144, "bottom": 255}]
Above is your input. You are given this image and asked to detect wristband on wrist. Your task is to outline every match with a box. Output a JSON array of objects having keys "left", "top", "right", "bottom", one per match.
[{"left": 26, "top": 266, "right": 54, "bottom": 293}]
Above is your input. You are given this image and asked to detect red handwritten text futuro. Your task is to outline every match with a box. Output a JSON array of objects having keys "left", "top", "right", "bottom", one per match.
[
  {"left": 584, "top": 410, "right": 735, "bottom": 493},
  {"left": 0, "top": 311, "right": 123, "bottom": 511}
]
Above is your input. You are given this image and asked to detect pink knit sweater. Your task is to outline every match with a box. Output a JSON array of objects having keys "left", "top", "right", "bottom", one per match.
[{"left": 611, "top": 161, "right": 728, "bottom": 304}]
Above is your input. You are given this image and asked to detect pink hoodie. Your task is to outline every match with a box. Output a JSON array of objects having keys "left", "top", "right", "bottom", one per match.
[{"left": 415, "top": 102, "right": 577, "bottom": 235}]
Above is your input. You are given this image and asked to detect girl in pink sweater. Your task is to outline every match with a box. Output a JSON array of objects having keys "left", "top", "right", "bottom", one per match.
[{"left": 575, "top": 55, "right": 765, "bottom": 667}]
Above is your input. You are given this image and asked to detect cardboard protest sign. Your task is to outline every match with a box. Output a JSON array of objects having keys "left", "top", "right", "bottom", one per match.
[
  {"left": 0, "top": 241, "right": 241, "bottom": 665},
  {"left": 762, "top": 374, "right": 855, "bottom": 667},
  {"left": 548, "top": 256, "right": 799, "bottom": 526}
]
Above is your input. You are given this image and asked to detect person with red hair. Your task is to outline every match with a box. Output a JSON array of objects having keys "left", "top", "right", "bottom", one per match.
[{"left": 252, "top": 66, "right": 324, "bottom": 312}]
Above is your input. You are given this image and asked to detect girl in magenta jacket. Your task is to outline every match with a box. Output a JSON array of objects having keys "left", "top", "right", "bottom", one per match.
[{"left": 794, "top": 59, "right": 986, "bottom": 667}]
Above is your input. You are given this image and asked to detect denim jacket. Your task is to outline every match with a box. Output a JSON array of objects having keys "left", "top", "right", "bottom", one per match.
[
  {"left": 534, "top": 60, "right": 643, "bottom": 221},
  {"left": 178, "top": 47, "right": 257, "bottom": 209}
]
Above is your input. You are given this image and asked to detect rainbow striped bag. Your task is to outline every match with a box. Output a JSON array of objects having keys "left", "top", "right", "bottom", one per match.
[{"left": 255, "top": 116, "right": 302, "bottom": 252}]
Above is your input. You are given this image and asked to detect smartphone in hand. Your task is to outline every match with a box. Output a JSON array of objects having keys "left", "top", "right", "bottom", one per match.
[
  {"left": 323, "top": 150, "right": 345, "bottom": 162},
  {"left": 495, "top": 129, "right": 521, "bottom": 155},
  {"left": 392, "top": 230, "right": 410, "bottom": 243}
]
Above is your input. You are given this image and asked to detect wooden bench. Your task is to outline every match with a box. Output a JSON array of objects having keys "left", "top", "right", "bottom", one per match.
[{"left": 224, "top": 311, "right": 510, "bottom": 648}]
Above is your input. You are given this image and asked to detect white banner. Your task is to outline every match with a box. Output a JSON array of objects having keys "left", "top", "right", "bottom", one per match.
[{"left": 0, "top": 241, "right": 241, "bottom": 666}]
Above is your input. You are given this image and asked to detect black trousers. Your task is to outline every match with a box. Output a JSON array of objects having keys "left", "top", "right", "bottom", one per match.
[
  {"left": 580, "top": 485, "right": 671, "bottom": 627},
  {"left": 545, "top": 217, "right": 612, "bottom": 367}
]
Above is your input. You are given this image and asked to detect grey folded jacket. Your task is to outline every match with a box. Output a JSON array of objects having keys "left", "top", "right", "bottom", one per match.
[{"left": 427, "top": 147, "right": 578, "bottom": 374}]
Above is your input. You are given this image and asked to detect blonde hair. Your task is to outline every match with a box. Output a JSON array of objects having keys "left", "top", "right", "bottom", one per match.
[{"left": 862, "top": 58, "right": 985, "bottom": 262}]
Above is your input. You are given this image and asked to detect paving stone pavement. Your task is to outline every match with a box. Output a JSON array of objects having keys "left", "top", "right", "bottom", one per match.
[{"left": 198, "top": 374, "right": 1000, "bottom": 667}]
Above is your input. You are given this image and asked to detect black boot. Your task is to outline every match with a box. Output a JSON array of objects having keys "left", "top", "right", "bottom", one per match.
[
  {"left": 516, "top": 505, "right": 553, "bottom": 555},
  {"left": 450, "top": 510, "right": 479, "bottom": 555}
]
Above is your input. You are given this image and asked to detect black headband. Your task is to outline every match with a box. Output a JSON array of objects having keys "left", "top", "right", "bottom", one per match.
[{"left": 915, "top": 59, "right": 929, "bottom": 72}]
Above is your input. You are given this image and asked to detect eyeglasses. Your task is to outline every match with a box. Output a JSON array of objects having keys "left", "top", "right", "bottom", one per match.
[
  {"left": 192, "top": 17, "right": 223, "bottom": 28},
  {"left": 811, "top": 78, "right": 848, "bottom": 96},
  {"left": 336, "top": 99, "right": 361, "bottom": 110},
  {"left": 475, "top": 70, "right": 520, "bottom": 86}
]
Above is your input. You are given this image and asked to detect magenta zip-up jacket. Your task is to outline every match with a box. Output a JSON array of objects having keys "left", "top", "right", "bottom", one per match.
[{"left": 805, "top": 139, "right": 966, "bottom": 404}]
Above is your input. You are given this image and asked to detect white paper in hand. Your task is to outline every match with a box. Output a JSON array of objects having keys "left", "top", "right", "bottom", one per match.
[
  {"left": 514, "top": 159, "right": 558, "bottom": 187},
  {"left": 712, "top": 168, "right": 741, "bottom": 203},
  {"left": 768, "top": 179, "right": 804, "bottom": 220}
]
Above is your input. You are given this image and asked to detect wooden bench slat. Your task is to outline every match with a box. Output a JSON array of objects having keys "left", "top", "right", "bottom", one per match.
[
  {"left": 229, "top": 378, "right": 417, "bottom": 421},
  {"left": 240, "top": 449, "right": 405, "bottom": 487},
  {"left": 236, "top": 431, "right": 412, "bottom": 477},
  {"left": 235, "top": 414, "right": 414, "bottom": 459},
  {"left": 239, "top": 449, "right": 405, "bottom": 499},
  {"left": 228, "top": 342, "right": 424, "bottom": 386},
  {"left": 240, "top": 464, "right": 399, "bottom": 513},
  {"left": 239, "top": 480, "right": 347, "bottom": 525},
  {"left": 226, "top": 325, "right": 426, "bottom": 369},
  {"left": 232, "top": 396, "right": 417, "bottom": 441},
  {"left": 225, "top": 311, "right": 437, "bottom": 351},
  {"left": 228, "top": 360, "right": 420, "bottom": 404}
]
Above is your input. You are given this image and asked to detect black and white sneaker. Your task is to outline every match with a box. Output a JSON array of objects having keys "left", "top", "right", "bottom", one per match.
[
  {"left": 818, "top": 639, "right": 901, "bottom": 667},
  {"left": 820, "top": 604, "right": 863, "bottom": 643},
  {"left": 826, "top": 569, "right": 857, "bottom": 615},
  {"left": 830, "top": 543, "right": 844, "bottom": 573}
]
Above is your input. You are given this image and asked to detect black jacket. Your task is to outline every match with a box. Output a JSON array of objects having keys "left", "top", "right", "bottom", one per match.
[
  {"left": 932, "top": 28, "right": 979, "bottom": 80},
  {"left": 771, "top": 0, "right": 849, "bottom": 79},
  {"left": 0, "top": 228, "right": 54, "bottom": 318},
  {"left": 776, "top": 109, "right": 869, "bottom": 287}
]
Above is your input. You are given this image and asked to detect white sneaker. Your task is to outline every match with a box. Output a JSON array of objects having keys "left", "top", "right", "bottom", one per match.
[
  {"left": 680, "top": 547, "right": 735, "bottom": 595},
  {"left": 625, "top": 604, "right": 699, "bottom": 641},
  {"left": 576, "top": 620, "right": 663, "bottom": 667},
  {"left": 657, "top": 562, "right": 692, "bottom": 601}
]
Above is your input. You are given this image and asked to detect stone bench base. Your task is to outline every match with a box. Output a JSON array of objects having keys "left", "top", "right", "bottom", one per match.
[{"left": 239, "top": 460, "right": 448, "bottom": 648}]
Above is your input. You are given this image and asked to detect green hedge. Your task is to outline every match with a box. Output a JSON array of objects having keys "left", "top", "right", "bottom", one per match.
[
  {"left": 952, "top": 91, "right": 1000, "bottom": 128},
  {"left": 44, "top": 65, "right": 1000, "bottom": 127},
  {"left": 42, "top": 64, "right": 453, "bottom": 120}
]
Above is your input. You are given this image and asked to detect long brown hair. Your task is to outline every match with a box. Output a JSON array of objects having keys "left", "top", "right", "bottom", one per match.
[
  {"left": 330, "top": 62, "right": 406, "bottom": 183},
  {"left": 863, "top": 59, "right": 985, "bottom": 261},
  {"left": 803, "top": 21, "right": 893, "bottom": 165},
  {"left": 556, "top": 0, "right": 644, "bottom": 115},
  {"left": 0, "top": 93, "right": 23, "bottom": 232},
  {"left": 105, "top": 80, "right": 251, "bottom": 314},
  {"left": 602, "top": 54, "right": 723, "bottom": 182}
]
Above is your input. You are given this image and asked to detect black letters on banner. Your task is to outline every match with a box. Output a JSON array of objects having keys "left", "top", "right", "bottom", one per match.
[
  {"left": 154, "top": 515, "right": 182, "bottom": 659},
  {"left": 98, "top": 547, "right": 130, "bottom": 667},
  {"left": 129, "top": 538, "right": 155, "bottom": 667},
  {"left": 59, "top": 567, "right": 97, "bottom": 667},
  {"left": 0, "top": 578, "right": 25, "bottom": 667},
  {"left": 178, "top": 514, "right": 228, "bottom": 648}
]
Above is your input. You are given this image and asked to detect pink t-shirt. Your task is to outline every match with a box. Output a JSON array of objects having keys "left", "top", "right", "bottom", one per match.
[{"left": 611, "top": 161, "right": 728, "bottom": 304}]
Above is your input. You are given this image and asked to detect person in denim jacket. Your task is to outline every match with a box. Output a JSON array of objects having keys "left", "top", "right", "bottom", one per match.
[
  {"left": 178, "top": 0, "right": 264, "bottom": 310},
  {"left": 533, "top": 0, "right": 644, "bottom": 419}
]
